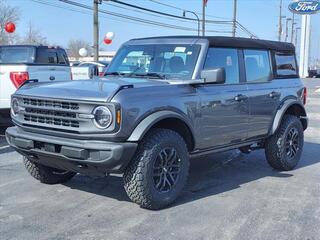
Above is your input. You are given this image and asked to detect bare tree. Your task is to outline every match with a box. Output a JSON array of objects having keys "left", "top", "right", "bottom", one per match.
[
  {"left": 0, "top": 0, "right": 20, "bottom": 44},
  {"left": 67, "top": 39, "right": 92, "bottom": 59},
  {"left": 18, "top": 22, "right": 47, "bottom": 45}
]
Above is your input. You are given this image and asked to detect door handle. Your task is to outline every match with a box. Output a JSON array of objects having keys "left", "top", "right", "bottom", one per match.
[
  {"left": 269, "top": 91, "right": 281, "bottom": 98},
  {"left": 234, "top": 94, "right": 248, "bottom": 102},
  {"left": 49, "top": 76, "right": 55, "bottom": 81}
]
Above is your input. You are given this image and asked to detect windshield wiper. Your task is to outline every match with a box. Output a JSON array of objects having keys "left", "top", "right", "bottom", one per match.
[
  {"left": 104, "top": 72, "right": 126, "bottom": 76},
  {"left": 129, "top": 72, "right": 166, "bottom": 79}
]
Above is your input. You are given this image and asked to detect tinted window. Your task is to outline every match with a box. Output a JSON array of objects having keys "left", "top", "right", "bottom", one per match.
[
  {"left": 275, "top": 52, "right": 297, "bottom": 76},
  {"left": 204, "top": 48, "right": 240, "bottom": 84},
  {"left": 244, "top": 50, "right": 271, "bottom": 82},
  {"left": 0, "top": 46, "right": 35, "bottom": 63},
  {"left": 57, "top": 50, "right": 68, "bottom": 65},
  {"left": 36, "top": 48, "right": 58, "bottom": 64}
]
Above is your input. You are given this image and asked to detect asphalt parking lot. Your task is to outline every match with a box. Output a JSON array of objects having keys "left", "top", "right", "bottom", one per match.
[{"left": 1, "top": 79, "right": 320, "bottom": 240}]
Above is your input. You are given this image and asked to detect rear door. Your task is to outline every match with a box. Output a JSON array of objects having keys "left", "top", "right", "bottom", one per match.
[
  {"left": 197, "top": 47, "right": 250, "bottom": 149},
  {"left": 244, "top": 49, "right": 280, "bottom": 139}
]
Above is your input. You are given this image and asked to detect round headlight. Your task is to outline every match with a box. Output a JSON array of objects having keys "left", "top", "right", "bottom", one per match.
[
  {"left": 93, "top": 106, "right": 112, "bottom": 129},
  {"left": 11, "top": 98, "right": 19, "bottom": 116}
]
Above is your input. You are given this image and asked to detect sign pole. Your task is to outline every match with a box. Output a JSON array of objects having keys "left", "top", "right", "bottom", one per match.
[{"left": 299, "top": 15, "right": 311, "bottom": 77}]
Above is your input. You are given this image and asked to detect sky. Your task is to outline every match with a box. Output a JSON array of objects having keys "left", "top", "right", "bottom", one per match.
[{"left": 6, "top": 0, "right": 320, "bottom": 63}]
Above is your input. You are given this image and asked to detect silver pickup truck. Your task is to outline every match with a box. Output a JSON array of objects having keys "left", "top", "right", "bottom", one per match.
[{"left": 6, "top": 36, "right": 308, "bottom": 209}]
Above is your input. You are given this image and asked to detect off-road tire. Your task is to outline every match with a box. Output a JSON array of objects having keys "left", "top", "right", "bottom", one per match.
[
  {"left": 265, "top": 115, "right": 304, "bottom": 171},
  {"left": 23, "top": 157, "right": 76, "bottom": 184},
  {"left": 123, "top": 128, "right": 189, "bottom": 210}
]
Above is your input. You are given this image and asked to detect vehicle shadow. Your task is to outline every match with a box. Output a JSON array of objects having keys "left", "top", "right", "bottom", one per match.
[{"left": 63, "top": 141, "right": 320, "bottom": 208}]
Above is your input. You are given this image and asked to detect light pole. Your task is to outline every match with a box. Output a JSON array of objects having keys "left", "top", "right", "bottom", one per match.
[
  {"left": 183, "top": 10, "right": 200, "bottom": 37},
  {"left": 278, "top": 0, "right": 283, "bottom": 41},
  {"left": 295, "top": 27, "right": 301, "bottom": 46},
  {"left": 285, "top": 18, "right": 292, "bottom": 42},
  {"left": 232, "top": 0, "right": 237, "bottom": 37},
  {"left": 290, "top": 12, "right": 295, "bottom": 43},
  {"left": 291, "top": 22, "right": 297, "bottom": 43}
]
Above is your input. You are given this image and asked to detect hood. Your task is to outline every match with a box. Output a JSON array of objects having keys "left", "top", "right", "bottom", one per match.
[{"left": 15, "top": 78, "right": 168, "bottom": 102}]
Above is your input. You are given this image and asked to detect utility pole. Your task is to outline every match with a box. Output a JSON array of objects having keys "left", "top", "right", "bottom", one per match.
[
  {"left": 291, "top": 12, "right": 295, "bottom": 43},
  {"left": 295, "top": 27, "right": 301, "bottom": 46},
  {"left": 93, "top": 0, "right": 100, "bottom": 62},
  {"left": 285, "top": 18, "right": 292, "bottom": 42},
  {"left": 202, "top": 0, "right": 206, "bottom": 36},
  {"left": 278, "top": 0, "right": 283, "bottom": 41},
  {"left": 232, "top": 0, "right": 237, "bottom": 37}
]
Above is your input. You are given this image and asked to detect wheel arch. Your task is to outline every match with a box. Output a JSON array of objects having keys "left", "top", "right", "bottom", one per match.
[
  {"left": 270, "top": 99, "right": 308, "bottom": 135},
  {"left": 127, "top": 111, "right": 195, "bottom": 151}
]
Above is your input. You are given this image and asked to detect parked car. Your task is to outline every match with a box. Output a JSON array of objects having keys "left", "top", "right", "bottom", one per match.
[
  {"left": 78, "top": 61, "right": 109, "bottom": 76},
  {"left": 308, "top": 68, "right": 320, "bottom": 78},
  {"left": 71, "top": 64, "right": 98, "bottom": 80},
  {"left": 0, "top": 45, "right": 71, "bottom": 126},
  {"left": 69, "top": 60, "right": 81, "bottom": 67},
  {"left": 6, "top": 36, "right": 308, "bottom": 210}
]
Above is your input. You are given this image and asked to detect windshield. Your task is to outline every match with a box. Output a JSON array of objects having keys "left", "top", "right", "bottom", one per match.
[
  {"left": 107, "top": 44, "right": 201, "bottom": 80},
  {"left": 0, "top": 46, "right": 35, "bottom": 64}
]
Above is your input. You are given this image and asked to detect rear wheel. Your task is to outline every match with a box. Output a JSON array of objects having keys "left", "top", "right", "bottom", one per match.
[
  {"left": 123, "top": 128, "right": 189, "bottom": 210},
  {"left": 265, "top": 115, "right": 304, "bottom": 171},
  {"left": 23, "top": 157, "right": 76, "bottom": 184}
]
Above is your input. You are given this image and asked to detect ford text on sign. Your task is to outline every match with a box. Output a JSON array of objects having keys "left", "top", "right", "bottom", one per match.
[{"left": 289, "top": 1, "right": 320, "bottom": 14}]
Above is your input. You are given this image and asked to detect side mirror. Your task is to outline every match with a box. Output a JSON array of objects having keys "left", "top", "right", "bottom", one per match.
[{"left": 201, "top": 68, "right": 226, "bottom": 84}]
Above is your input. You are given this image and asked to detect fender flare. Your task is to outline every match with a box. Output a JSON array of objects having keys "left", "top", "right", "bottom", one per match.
[
  {"left": 127, "top": 110, "right": 194, "bottom": 142},
  {"left": 270, "top": 99, "right": 307, "bottom": 135}
]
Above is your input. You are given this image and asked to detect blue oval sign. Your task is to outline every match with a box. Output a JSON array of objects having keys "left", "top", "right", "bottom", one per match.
[{"left": 289, "top": 1, "right": 320, "bottom": 14}]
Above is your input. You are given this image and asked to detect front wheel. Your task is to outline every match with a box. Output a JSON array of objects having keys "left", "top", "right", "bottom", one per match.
[
  {"left": 265, "top": 115, "right": 304, "bottom": 171},
  {"left": 123, "top": 128, "right": 190, "bottom": 210},
  {"left": 23, "top": 157, "right": 76, "bottom": 184}
]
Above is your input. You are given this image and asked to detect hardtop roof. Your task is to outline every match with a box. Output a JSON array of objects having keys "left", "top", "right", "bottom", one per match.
[{"left": 131, "top": 36, "right": 295, "bottom": 53}]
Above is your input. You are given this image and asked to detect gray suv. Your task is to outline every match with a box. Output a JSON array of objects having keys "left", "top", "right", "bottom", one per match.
[{"left": 6, "top": 36, "right": 308, "bottom": 209}]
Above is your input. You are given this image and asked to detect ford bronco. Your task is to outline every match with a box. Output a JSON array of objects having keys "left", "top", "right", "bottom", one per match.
[{"left": 6, "top": 36, "right": 308, "bottom": 209}]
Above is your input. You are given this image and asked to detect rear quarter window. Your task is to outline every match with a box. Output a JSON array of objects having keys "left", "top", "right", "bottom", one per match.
[
  {"left": 274, "top": 52, "right": 298, "bottom": 77},
  {"left": 57, "top": 50, "right": 69, "bottom": 65}
]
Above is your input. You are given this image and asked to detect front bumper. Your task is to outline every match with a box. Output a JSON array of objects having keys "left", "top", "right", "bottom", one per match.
[{"left": 6, "top": 127, "right": 138, "bottom": 175}]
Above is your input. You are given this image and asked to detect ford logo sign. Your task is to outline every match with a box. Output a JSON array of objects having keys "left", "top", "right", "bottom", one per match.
[{"left": 289, "top": 1, "right": 320, "bottom": 14}]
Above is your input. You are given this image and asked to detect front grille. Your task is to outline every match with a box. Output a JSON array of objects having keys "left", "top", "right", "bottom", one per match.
[
  {"left": 24, "top": 114, "right": 80, "bottom": 128},
  {"left": 25, "top": 108, "right": 77, "bottom": 119},
  {"left": 20, "top": 97, "right": 84, "bottom": 130},
  {"left": 23, "top": 98, "right": 79, "bottom": 110}
]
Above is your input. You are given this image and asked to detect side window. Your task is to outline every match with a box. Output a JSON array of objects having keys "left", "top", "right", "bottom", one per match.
[
  {"left": 57, "top": 50, "right": 68, "bottom": 65},
  {"left": 36, "top": 48, "right": 58, "bottom": 64},
  {"left": 244, "top": 50, "right": 271, "bottom": 82},
  {"left": 274, "top": 52, "right": 298, "bottom": 77},
  {"left": 204, "top": 48, "right": 240, "bottom": 84}
]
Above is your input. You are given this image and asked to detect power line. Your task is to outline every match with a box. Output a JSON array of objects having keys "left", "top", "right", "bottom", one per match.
[
  {"left": 30, "top": 0, "right": 158, "bottom": 28},
  {"left": 57, "top": 0, "right": 232, "bottom": 34},
  {"left": 148, "top": 0, "right": 231, "bottom": 20},
  {"left": 107, "top": 0, "right": 195, "bottom": 21},
  {"left": 236, "top": 21, "right": 258, "bottom": 39},
  {"left": 106, "top": 0, "right": 234, "bottom": 24},
  {"left": 105, "top": 1, "right": 206, "bottom": 26},
  {"left": 107, "top": 0, "right": 257, "bottom": 38}
]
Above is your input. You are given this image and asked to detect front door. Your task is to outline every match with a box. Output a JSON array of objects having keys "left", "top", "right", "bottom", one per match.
[{"left": 197, "top": 47, "right": 249, "bottom": 149}]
